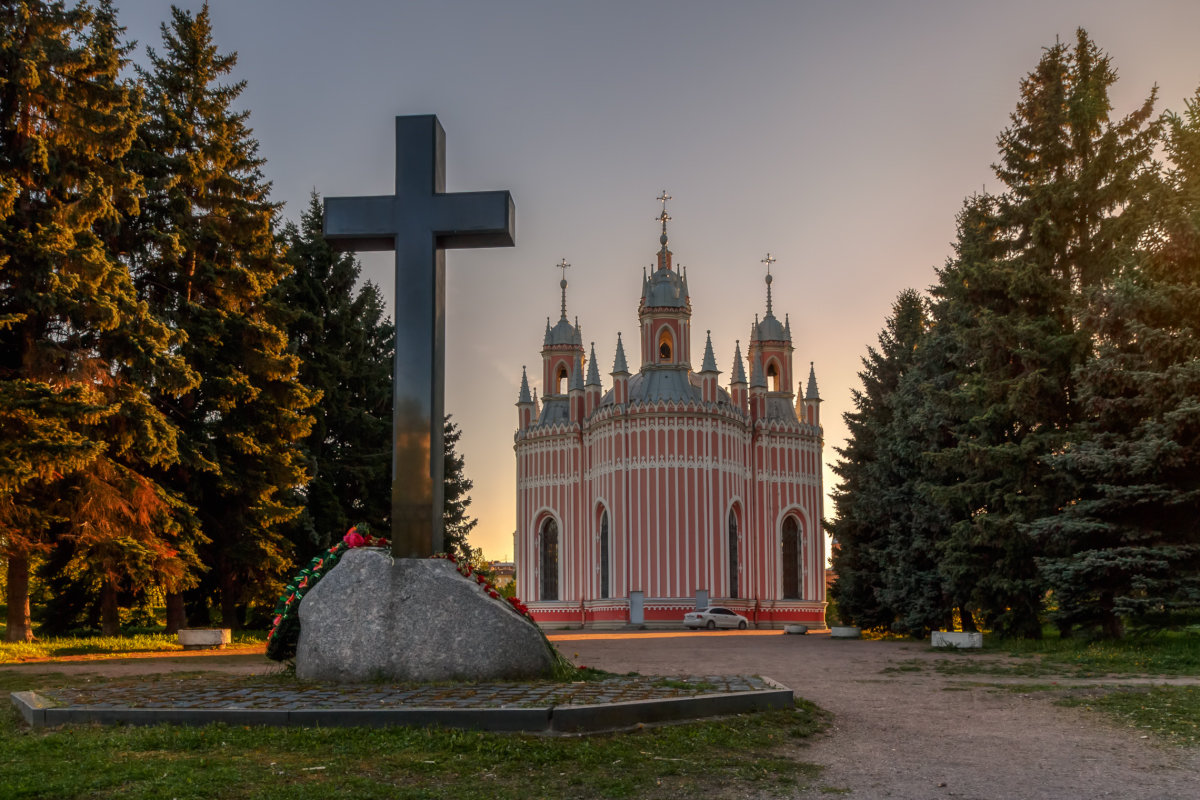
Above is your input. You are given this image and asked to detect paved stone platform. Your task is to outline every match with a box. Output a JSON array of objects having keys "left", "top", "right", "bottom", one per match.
[{"left": 11, "top": 674, "right": 794, "bottom": 734}]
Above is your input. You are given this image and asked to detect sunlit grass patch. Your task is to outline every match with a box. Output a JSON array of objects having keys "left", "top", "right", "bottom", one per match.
[{"left": 0, "top": 631, "right": 266, "bottom": 664}]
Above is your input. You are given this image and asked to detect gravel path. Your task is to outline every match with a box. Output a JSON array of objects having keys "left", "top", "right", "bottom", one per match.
[{"left": 562, "top": 632, "right": 1200, "bottom": 799}]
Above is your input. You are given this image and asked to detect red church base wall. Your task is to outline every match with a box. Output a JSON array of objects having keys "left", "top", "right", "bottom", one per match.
[{"left": 527, "top": 599, "right": 827, "bottom": 630}]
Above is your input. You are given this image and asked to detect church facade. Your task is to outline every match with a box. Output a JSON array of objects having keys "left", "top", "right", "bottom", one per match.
[{"left": 513, "top": 202, "right": 827, "bottom": 628}]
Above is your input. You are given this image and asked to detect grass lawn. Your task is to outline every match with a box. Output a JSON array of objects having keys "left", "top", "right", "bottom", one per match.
[
  {"left": 907, "top": 630, "right": 1200, "bottom": 679},
  {"left": 1058, "top": 686, "right": 1200, "bottom": 746},
  {"left": 996, "top": 631, "right": 1200, "bottom": 676},
  {"left": 0, "top": 669, "right": 826, "bottom": 800},
  {"left": 902, "top": 631, "right": 1200, "bottom": 747}
]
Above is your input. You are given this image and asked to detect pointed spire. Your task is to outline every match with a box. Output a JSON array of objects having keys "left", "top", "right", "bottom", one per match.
[
  {"left": 586, "top": 343, "right": 601, "bottom": 386},
  {"left": 761, "top": 253, "right": 776, "bottom": 316},
  {"left": 656, "top": 190, "right": 671, "bottom": 252},
  {"left": 806, "top": 361, "right": 821, "bottom": 401},
  {"left": 556, "top": 258, "right": 570, "bottom": 319},
  {"left": 569, "top": 353, "right": 585, "bottom": 392},
  {"left": 701, "top": 331, "right": 718, "bottom": 372},
  {"left": 574, "top": 316, "right": 582, "bottom": 345},
  {"left": 544, "top": 317, "right": 552, "bottom": 345},
  {"left": 752, "top": 315, "right": 760, "bottom": 342},
  {"left": 784, "top": 313, "right": 792, "bottom": 340},
  {"left": 750, "top": 356, "right": 767, "bottom": 389},
  {"left": 731, "top": 340, "right": 747, "bottom": 384},
  {"left": 612, "top": 332, "right": 629, "bottom": 374},
  {"left": 518, "top": 365, "right": 532, "bottom": 403}
]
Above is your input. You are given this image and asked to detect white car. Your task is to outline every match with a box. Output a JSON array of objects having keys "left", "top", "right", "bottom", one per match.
[{"left": 684, "top": 606, "right": 749, "bottom": 630}]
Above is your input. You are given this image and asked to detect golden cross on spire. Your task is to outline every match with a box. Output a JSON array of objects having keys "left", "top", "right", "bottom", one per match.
[
  {"left": 761, "top": 252, "right": 776, "bottom": 275},
  {"left": 556, "top": 257, "right": 571, "bottom": 280},
  {"left": 656, "top": 190, "right": 672, "bottom": 230}
]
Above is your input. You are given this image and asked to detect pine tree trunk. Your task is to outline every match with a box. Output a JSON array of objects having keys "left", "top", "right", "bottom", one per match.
[
  {"left": 959, "top": 606, "right": 978, "bottom": 633},
  {"left": 5, "top": 556, "right": 34, "bottom": 642},
  {"left": 219, "top": 573, "right": 242, "bottom": 631},
  {"left": 164, "top": 591, "right": 186, "bottom": 634},
  {"left": 100, "top": 580, "right": 120, "bottom": 635},
  {"left": 1102, "top": 610, "right": 1125, "bottom": 640}
]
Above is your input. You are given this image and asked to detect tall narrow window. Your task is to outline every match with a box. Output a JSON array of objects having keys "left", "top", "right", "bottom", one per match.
[
  {"left": 555, "top": 366, "right": 568, "bottom": 395},
  {"left": 540, "top": 518, "right": 559, "bottom": 601},
  {"left": 728, "top": 509, "right": 739, "bottom": 599},
  {"left": 782, "top": 516, "right": 801, "bottom": 599},
  {"left": 599, "top": 510, "right": 610, "bottom": 599},
  {"left": 767, "top": 361, "right": 780, "bottom": 391},
  {"left": 658, "top": 329, "right": 673, "bottom": 362}
]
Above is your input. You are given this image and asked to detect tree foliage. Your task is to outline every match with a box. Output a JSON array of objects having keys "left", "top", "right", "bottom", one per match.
[
  {"left": 442, "top": 416, "right": 478, "bottom": 561},
  {"left": 0, "top": 0, "right": 196, "bottom": 640},
  {"left": 131, "top": 4, "right": 315, "bottom": 628},
  {"left": 277, "top": 193, "right": 393, "bottom": 551},
  {"left": 832, "top": 29, "right": 1176, "bottom": 639},
  {"left": 1031, "top": 88, "right": 1200, "bottom": 636}
]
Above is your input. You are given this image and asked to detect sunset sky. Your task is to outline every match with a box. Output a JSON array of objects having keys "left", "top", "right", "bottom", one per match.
[{"left": 118, "top": 1, "right": 1200, "bottom": 561}]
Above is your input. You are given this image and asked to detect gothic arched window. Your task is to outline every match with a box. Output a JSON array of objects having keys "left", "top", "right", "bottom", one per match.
[
  {"left": 658, "top": 329, "right": 673, "bottom": 362},
  {"left": 555, "top": 365, "right": 568, "bottom": 395},
  {"left": 540, "top": 517, "right": 559, "bottom": 601},
  {"left": 599, "top": 509, "right": 610, "bottom": 599},
  {"left": 781, "top": 516, "right": 801, "bottom": 599},
  {"left": 767, "top": 360, "right": 780, "bottom": 392},
  {"left": 728, "top": 508, "right": 739, "bottom": 599}
]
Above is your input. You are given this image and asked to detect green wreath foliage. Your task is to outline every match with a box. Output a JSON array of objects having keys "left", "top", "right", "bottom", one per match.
[{"left": 266, "top": 540, "right": 352, "bottom": 662}]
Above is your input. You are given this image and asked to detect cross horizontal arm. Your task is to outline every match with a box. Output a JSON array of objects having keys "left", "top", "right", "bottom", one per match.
[
  {"left": 432, "top": 191, "right": 515, "bottom": 249},
  {"left": 324, "top": 195, "right": 398, "bottom": 251}
]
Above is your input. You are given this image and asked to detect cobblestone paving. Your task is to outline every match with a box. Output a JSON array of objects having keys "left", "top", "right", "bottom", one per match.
[{"left": 37, "top": 675, "right": 771, "bottom": 711}]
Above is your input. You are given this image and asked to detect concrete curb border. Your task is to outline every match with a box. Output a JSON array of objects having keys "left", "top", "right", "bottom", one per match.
[{"left": 11, "top": 681, "right": 795, "bottom": 734}]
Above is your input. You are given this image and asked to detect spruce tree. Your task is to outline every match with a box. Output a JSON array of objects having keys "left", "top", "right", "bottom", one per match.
[
  {"left": 1031, "top": 88, "right": 1200, "bottom": 636},
  {"left": 928, "top": 31, "right": 1157, "bottom": 637},
  {"left": 132, "top": 4, "right": 315, "bottom": 629},
  {"left": 442, "top": 416, "right": 477, "bottom": 561},
  {"left": 828, "top": 289, "right": 928, "bottom": 630},
  {"left": 277, "top": 193, "right": 392, "bottom": 552},
  {"left": 0, "top": 0, "right": 195, "bottom": 640}
]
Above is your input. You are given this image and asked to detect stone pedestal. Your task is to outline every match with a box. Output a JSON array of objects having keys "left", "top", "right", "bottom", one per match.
[
  {"left": 178, "top": 628, "right": 231, "bottom": 650},
  {"left": 931, "top": 630, "right": 983, "bottom": 649},
  {"left": 829, "top": 626, "right": 862, "bottom": 639},
  {"left": 295, "top": 550, "right": 555, "bottom": 682}
]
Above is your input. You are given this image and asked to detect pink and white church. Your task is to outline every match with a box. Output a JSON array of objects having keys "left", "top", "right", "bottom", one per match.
[{"left": 513, "top": 200, "right": 827, "bottom": 629}]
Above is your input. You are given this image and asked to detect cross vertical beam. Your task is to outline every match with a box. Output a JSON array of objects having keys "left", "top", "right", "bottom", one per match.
[{"left": 323, "top": 115, "right": 515, "bottom": 558}]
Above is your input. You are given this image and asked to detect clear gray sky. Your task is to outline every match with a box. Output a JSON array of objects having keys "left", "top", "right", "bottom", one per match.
[{"left": 119, "top": 1, "right": 1200, "bottom": 561}]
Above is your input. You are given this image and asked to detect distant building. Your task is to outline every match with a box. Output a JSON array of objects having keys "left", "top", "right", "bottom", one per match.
[
  {"left": 488, "top": 561, "right": 515, "bottom": 589},
  {"left": 513, "top": 198, "right": 827, "bottom": 628}
]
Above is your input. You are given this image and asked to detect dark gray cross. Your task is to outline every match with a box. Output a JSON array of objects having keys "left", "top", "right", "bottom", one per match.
[{"left": 324, "top": 115, "right": 515, "bottom": 558}]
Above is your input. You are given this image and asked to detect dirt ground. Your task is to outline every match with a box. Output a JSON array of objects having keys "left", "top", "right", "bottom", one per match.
[
  {"left": 559, "top": 631, "right": 1200, "bottom": 799},
  {"left": 4, "top": 632, "right": 1199, "bottom": 799}
]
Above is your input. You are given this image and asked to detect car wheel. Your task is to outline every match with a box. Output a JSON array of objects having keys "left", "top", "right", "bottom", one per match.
[
  {"left": 738, "top": 620, "right": 747, "bottom": 630},
  {"left": 706, "top": 620, "right": 716, "bottom": 630}
]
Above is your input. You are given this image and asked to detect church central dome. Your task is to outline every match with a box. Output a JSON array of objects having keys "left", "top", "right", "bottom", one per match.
[{"left": 642, "top": 267, "right": 687, "bottom": 308}]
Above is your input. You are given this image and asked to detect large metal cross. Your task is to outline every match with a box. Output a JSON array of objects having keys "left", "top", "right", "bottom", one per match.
[{"left": 323, "top": 115, "right": 515, "bottom": 558}]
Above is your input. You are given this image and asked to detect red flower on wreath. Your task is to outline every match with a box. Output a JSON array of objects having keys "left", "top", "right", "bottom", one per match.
[{"left": 343, "top": 527, "right": 365, "bottom": 548}]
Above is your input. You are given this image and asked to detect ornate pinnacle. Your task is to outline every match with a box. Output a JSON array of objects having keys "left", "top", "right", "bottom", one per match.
[
  {"left": 762, "top": 253, "right": 777, "bottom": 316},
  {"left": 556, "top": 258, "right": 570, "bottom": 319},
  {"left": 656, "top": 190, "right": 672, "bottom": 250}
]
